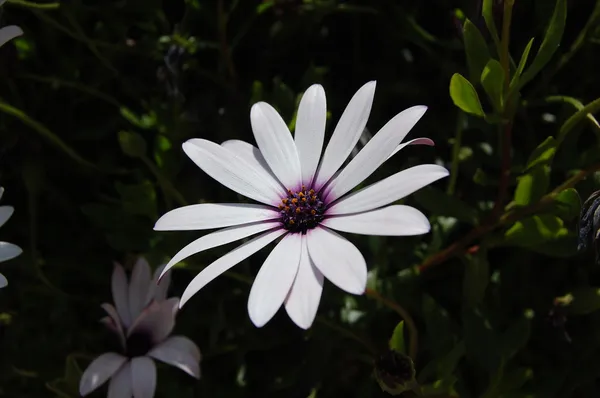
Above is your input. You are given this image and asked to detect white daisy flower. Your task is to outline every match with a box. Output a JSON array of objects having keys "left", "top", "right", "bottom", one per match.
[
  {"left": 154, "top": 81, "right": 449, "bottom": 329},
  {"left": 79, "top": 257, "right": 201, "bottom": 398},
  {"left": 0, "top": 187, "right": 22, "bottom": 288}
]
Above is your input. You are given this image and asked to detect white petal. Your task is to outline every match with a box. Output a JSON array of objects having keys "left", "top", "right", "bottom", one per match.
[
  {"left": 0, "top": 187, "right": 4, "bottom": 201},
  {"left": 385, "top": 137, "right": 435, "bottom": 162},
  {"left": 107, "top": 361, "right": 132, "bottom": 398},
  {"left": 0, "top": 26, "right": 23, "bottom": 48},
  {"left": 284, "top": 236, "right": 324, "bottom": 329},
  {"left": 221, "top": 139, "right": 285, "bottom": 192},
  {"left": 327, "top": 164, "right": 449, "bottom": 215},
  {"left": 131, "top": 357, "right": 156, "bottom": 398},
  {"left": 128, "top": 257, "right": 152, "bottom": 321},
  {"left": 0, "top": 241, "right": 22, "bottom": 262},
  {"left": 313, "top": 81, "right": 376, "bottom": 190},
  {"left": 159, "top": 221, "right": 281, "bottom": 280},
  {"left": 148, "top": 336, "right": 201, "bottom": 378},
  {"left": 111, "top": 263, "right": 131, "bottom": 327},
  {"left": 154, "top": 203, "right": 279, "bottom": 231},
  {"left": 0, "top": 206, "right": 14, "bottom": 228},
  {"left": 306, "top": 226, "right": 367, "bottom": 295},
  {"left": 101, "top": 303, "right": 126, "bottom": 345},
  {"left": 183, "top": 139, "right": 283, "bottom": 205},
  {"left": 324, "top": 106, "right": 428, "bottom": 202},
  {"left": 128, "top": 298, "right": 179, "bottom": 343},
  {"left": 247, "top": 233, "right": 302, "bottom": 327},
  {"left": 0, "top": 273, "right": 7, "bottom": 288},
  {"left": 250, "top": 102, "right": 302, "bottom": 189},
  {"left": 295, "top": 84, "right": 327, "bottom": 186},
  {"left": 180, "top": 228, "right": 287, "bottom": 307},
  {"left": 79, "top": 353, "right": 127, "bottom": 396},
  {"left": 322, "top": 205, "right": 430, "bottom": 236}
]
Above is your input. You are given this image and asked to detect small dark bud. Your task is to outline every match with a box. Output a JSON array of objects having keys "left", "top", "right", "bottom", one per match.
[{"left": 374, "top": 350, "right": 417, "bottom": 396}]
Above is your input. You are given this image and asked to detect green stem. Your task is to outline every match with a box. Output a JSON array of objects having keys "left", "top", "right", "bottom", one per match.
[
  {"left": 6, "top": 0, "right": 60, "bottom": 9},
  {"left": 365, "top": 288, "right": 419, "bottom": 360},
  {"left": 447, "top": 112, "right": 465, "bottom": 195}
]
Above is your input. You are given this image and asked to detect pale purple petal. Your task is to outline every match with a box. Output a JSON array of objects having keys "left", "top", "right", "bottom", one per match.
[
  {"left": 322, "top": 205, "right": 430, "bottom": 236},
  {"left": 101, "top": 303, "right": 126, "bottom": 345},
  {"left": 0, "top": 273, "right": 7, "bottom": 288},
  {"left": 148, "top": 336, "right": 201, "bottom": 378},
  {"left": 128, "top": 298, "right": 179, "bottom": 344},
  {"left": 295, "top": 84, "right": 326, "bottom": 186},
  {"left": 327, "top": 164, "right": 449, "bottom": 215},
  {"left": 148, "top": 264, "right": 170, "bottom": 303},
  {"left": 324, "top": 106, "right": 428, "bottom": 201},
  {"left": 313, "top": 81, "right": 376, "bottom": 190},
  {"left": 180, "top": 228, "right": 287, "bottom": 308},
  {"left": 221, "top": 139, "right": 285, "bottom": 192},
  {"left": 0, "top": 187, "right": 4, "bottom": 201},
  {"left": 154, "top": 203, "right": 279, "bottom": 231},
  {"left": 107, "top": 361, "right": 132, "bottom": 398},
  {"left": 0, "top": 241, "right": 21, "bottom": 263},
  {"left": 183, "top": 138, "right": 283, "bottom": 205},
  {"left": 131, "top": 357, "right": 156, "bottom": 398},
  {"left": 250, "top": 102, "right": 302, "bottom": 189},
  {"left": 0, "top": 26, "right": 23, "bottom": 48},
  {"left": 111, "top": 263, "right": 131, "bottom": 327},
  {"left": 159, "top": 221, "right": 281, "bottom": 280},
  {"left": 0, "top": 206, "right": 14, "bottom": 228},
  {"left": 128, "top": 257, "right": 152, "bottom": 321},
  {"left": 385, "top": 137, "right": 435, "bottom": 162},
  {"left": 284, "top": 236, "right": 324, "bottom": 329},
  {"left": 79, "top": 353, "right": 127, "bottom": 396},
  {"left": 247, "top": 233, "right": 302, "bottom": 327},
  {"left": 306, "top": 226, "right": 367, "bottom": 295}
]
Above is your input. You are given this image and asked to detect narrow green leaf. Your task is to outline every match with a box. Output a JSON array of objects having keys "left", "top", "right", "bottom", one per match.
[
  {"left": 514, "top": 165, "right": 550, "bottom": 206},
  {"left": 525, "top": 136, "right": 557, "bottom": 170},
  {"left": 567, "top": 287, "right": 600, "bottom": 315},
  {"left": 462, "top": 250, "right": 490, "bottom": 307},
  {"left": 463, "top": 19, "right": 491, "bottom": 83},
  {"left": 481, "top": 59, "right": 505, "bottom": 112},
  {"left": 509, "top": 38, "right": 535, "bottom": 90},
  {"left": 413, "top": 186, "right": 479, "bottom": 225},
  {"left": 449, "top": 73, "right": 485, "bottom": 117},
  {"left": 389, "top": 321, "right": 407, "bottom": 354},
  {"left": 482, "top": 0, "right": 501, "bottom": 52},
  {"left": 559, "top": 97, "right": 600, "bottom": 141},
  {"left": 518, "top": 0, "right": 567, "bottom": 89}
]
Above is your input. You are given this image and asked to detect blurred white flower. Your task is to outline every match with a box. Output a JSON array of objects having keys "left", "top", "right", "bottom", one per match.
[
  {"left": 0, "top": 0, "right": 24, "bottom": 48},
  {"left": 0, "top": 187, "right": 22, "bottom": 288},
  {"left": 155, "top": 81, "right": 448, "bottom": 329},
  {"left": 79, "top": 257, "right": 201, "bottom": 398}
]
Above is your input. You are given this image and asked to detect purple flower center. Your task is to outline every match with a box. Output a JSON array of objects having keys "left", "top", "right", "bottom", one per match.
[
  {"left": 279, "top": 186, "right": 326, "bottom": 233},
  {"left": 126, "top": 329, "right": 154, "bottom": 357}
]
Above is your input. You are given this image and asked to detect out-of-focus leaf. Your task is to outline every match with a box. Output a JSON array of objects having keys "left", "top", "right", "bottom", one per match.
[
  {"left": 566, "top": 287, "right": 600, "bottom": 315},
  {"left": 529, "top": 233, "right": 578, "bottom": 257},
  {"left": 518, "top": 0, "right": 567, "bottom": 89},
  {"left": 498, "top": 367, "right": 534, "bottom": 393},
  {"left": 118, "top": 131, "right": 147, "bottom": 158},
  {"left": 481, "top": 59, "right": 505, "bottom": 112},
  {"left": 120, "top": 107, "right": 157, "bottom": 129},
  {"left": 462, "top": 250, "right": 490, "bottom": 307},
  {"left": 413, "top": 186, "right": 479, "bottom": 224},
  {"left": 501, "top": 312, "right": 532, "bottom": 360},
  {"left": 525, "top": 136, "right": 557, "bottom": 170},
  {"left": 115, "top": 180, "right": 157, "bottom": 220},
  {"left": 463, "top": 19, "right": 491, "bottom": 83},
  {"left": 389, "top": 321, "right": 406, "bottom": 354},
  {"left": 504, "top": 215, "right": 569, "bottom": 247},
  {"left": 450, "top": 73, "right": 485, "bottom": 117},
  {"left": 513, "top": 165, "right": 550, "bottom": 206},
  {"left": 549, "top": 188, "right": 581, "bottom": 221},
  {"left": 463, "top": 307, "right": 501, "bottom": 372}
]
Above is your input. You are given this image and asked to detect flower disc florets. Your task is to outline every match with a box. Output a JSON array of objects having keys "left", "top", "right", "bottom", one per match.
[
  {"left": 279, "top": 186, "right": 326, "bottom": 233},
  {"left": 125, "top": 329, "right": 154, "bottom": 357}
]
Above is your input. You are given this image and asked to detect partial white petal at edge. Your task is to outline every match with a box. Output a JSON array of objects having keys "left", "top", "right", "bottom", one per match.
[
  {"left": 130, "top": 357, "right": 156, "bottom": 398},
  {"left": 79, "top": 353, "right": 127, "bottom": 396}
]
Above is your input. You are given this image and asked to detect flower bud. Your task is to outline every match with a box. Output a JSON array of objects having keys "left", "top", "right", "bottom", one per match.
[{"left": 374, "top": 349, "right": 417, "bottom": 396}]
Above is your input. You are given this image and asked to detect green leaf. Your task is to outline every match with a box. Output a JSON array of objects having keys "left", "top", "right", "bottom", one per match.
[
  {"left": 509, "top": 38, "right": 535, "bottom": 90},
  {"left": 518, "top": 0, "right": 567, "bottom": 89},
  {"left": 482, "top": 0, "right": 501, "bottom": 52},
  {"left": 501, "top": 313, "right": 532, "bottom": 360},
  {"left": 499, "top": 367, "right": 534, "bottom": 393},
  {"left": 115, "top": 180, "right": 158, "bottom": 220},
  {"left": 463, "top": 19, "right": 491, "bottom": 83},
  {"left": 413, "top": 186, "right": 479, "bottom": 224},
  {"left": 463, "top": 307, "right": 501, "bottom": 372},
  {"left": 118, "top": 131, "right": 147, "bottom": 158},
  {"left": 550, "top": 188, "right": 581, "bottom": 221},
  {"left": 567, "top": 287, "right": 600, "bottom": 315},
  {"left": 389, "top": 321, "right": 407, "bottom": 354},
  {"left": 513, "top": 165, "right": 550, "bottom": 206},
  {"left": 450, "top": 73, "right": 485, "bottom": 117},
  {"left": 559, "top": 97, "right": 600, "bottom": 141},
  {"left": 525, "top": 136, "right": 557, "bottom": 170},
  {"left": 462, "top": 250, "right": 490, "bottom": 307},
  {"left": 119, "top": 107, "right": 156, "bottom": 129},
  {"left": 504, "top": 215, "right": 569, "bottom": 247},
  {"left": 481, "top": 59, "right": 505, "bottom": 112},
  {"left": 528, "top": 232, "right": 578, "bottom": 258}
]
